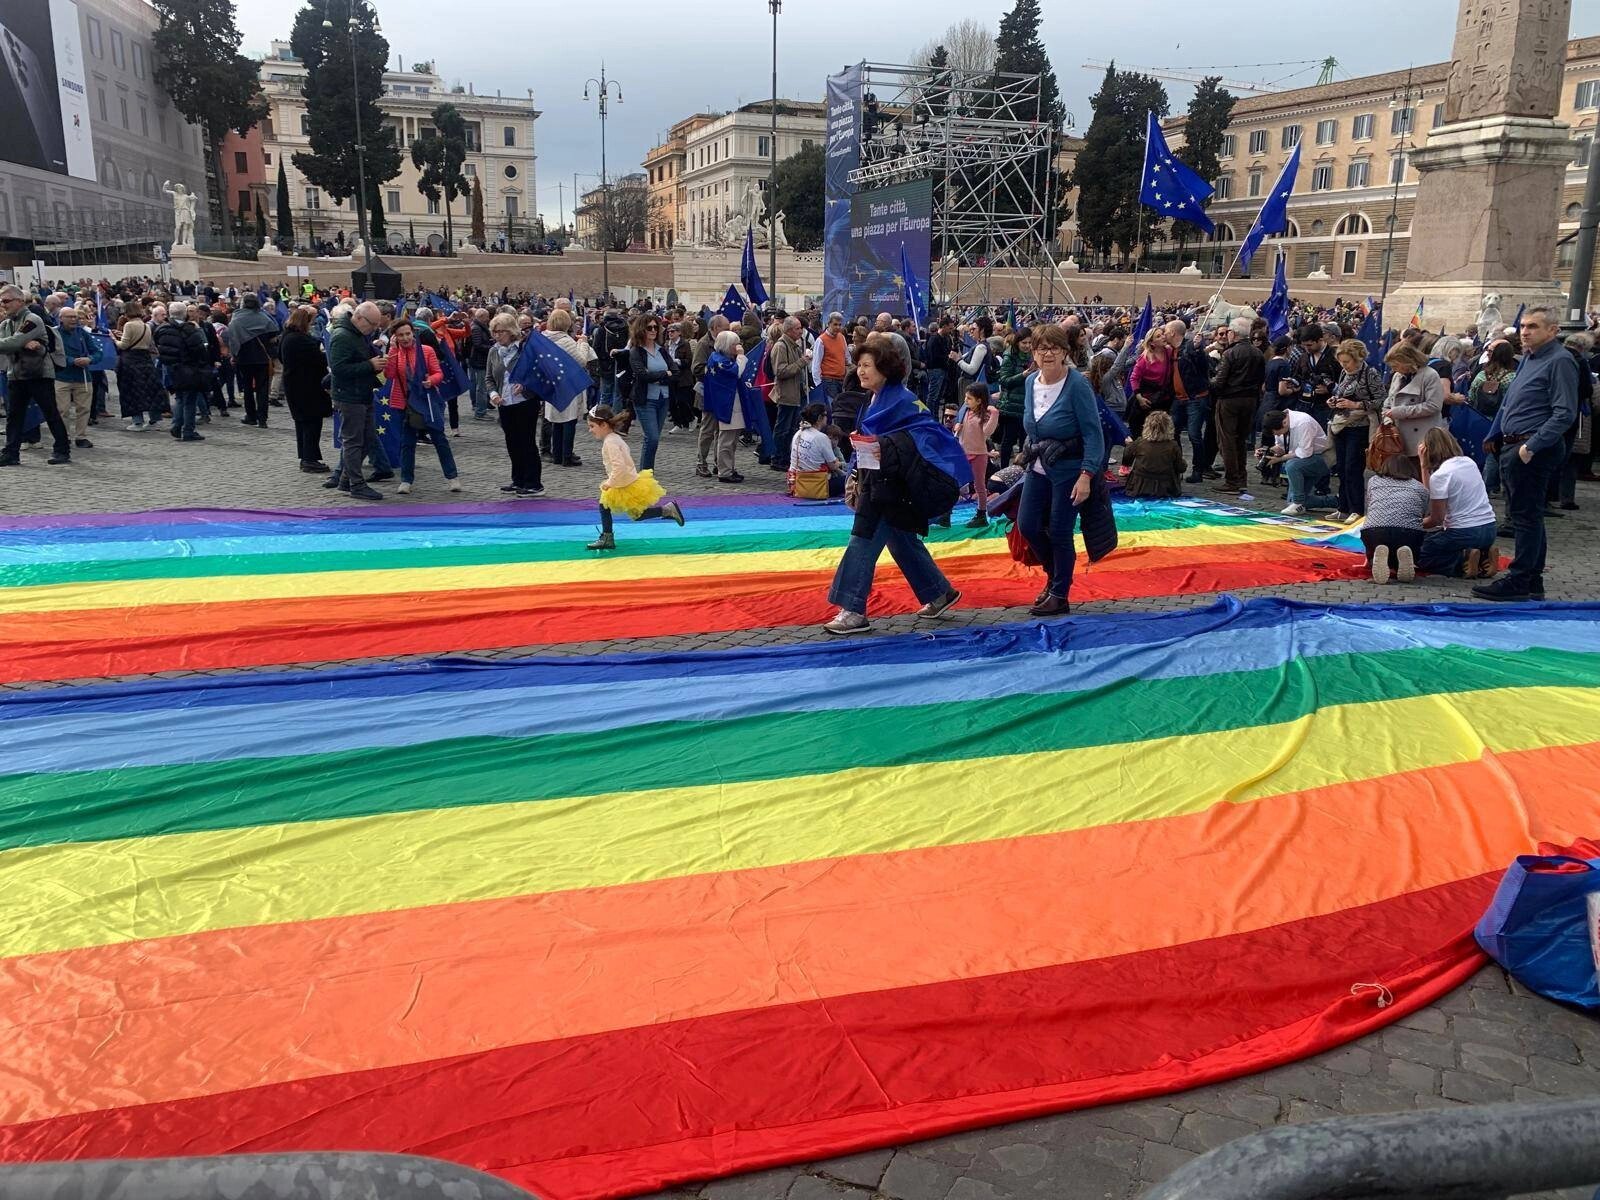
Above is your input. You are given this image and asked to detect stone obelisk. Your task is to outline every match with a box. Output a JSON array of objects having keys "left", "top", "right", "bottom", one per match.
[{"left": 1387, "top": 0, "right": 1574, "bottom": 333}]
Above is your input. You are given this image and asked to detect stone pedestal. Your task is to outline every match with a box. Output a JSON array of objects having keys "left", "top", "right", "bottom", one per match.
[
  {"left": 1386, "top": 0, "right": 1572, "bottom": 332},
  {"left": 168, "top": 244, "right": 201, "bottom": 283}
]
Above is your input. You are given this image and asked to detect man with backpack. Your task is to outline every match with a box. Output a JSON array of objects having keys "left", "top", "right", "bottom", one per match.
[
  {"left": 591, "top": 304, "right": 631, "bottom": 411},
  {"left": 0, "top": 285, "right": 70, "bottom": 465}
]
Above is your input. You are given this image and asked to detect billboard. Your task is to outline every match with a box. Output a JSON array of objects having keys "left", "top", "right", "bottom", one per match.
[
  {"left": 821, "top": 64, "right": 862, "bottom": 319},
  {"left": 0, "top": 0, "right": 93, "bottom": 180},
  {"left": 844, "top": 178, "right": 933, "bottom": 320}
]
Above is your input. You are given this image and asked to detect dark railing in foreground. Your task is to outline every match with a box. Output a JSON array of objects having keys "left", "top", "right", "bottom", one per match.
[
  {"left": 0, "top": 1151, "right": 538, "bottom": 1199},
  {"left": 1144, "top": 1099, "right": 1600, "bottom": 1200}
]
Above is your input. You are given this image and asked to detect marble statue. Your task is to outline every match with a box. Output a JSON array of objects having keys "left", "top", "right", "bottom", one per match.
[
  {"left": 1475, "top": 292, "right": 1505, "bottom": 344},
  {"left": 1178, "top": 260, "right": 1203, "bottom": 276},
  {"left": 162, "top": 180, "right": 197, "bottom": 249}
]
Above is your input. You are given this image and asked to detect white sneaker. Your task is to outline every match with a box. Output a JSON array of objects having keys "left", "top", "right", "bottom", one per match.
[
  {"left": 1330, "top": 511, "right": 1349, "bottom": 523},
  {"left": 1396, "top": 545, "right": 1416, "bottom": 583},
  {"left": 1281, "top": 502, "right": 1307, "bottom": 516},
  {"left": 449, "top": 428, "right": 461, "bottom": 438},
  {"left": 1371, "top": 549, "right": 1391, "bottom": 585},
  {"left": 823, "top": 610, "right": 871, "bottom": 636},
  {"left": 448, "top": 478, "right": 462, "bottom": 492},
  {"left": 397, "top": 482, "right": 412, "bottom": 494}
]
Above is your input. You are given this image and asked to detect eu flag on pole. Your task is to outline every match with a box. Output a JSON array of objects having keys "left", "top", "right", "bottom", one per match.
[
  {"left": 740, "top": 226, "right": 769, "bottom": 308},
  {"left": 1261, "top": 251, "right": 1291, "bottom": 341},
  {"left": 1237, "top": 140, "right": 1301, "bottom": 274},
  {"left": 899, "top": 242, "right": 926, "bottom": 336},
  {"left": 1139, "top": 112, "right": 1214, "bottom": 234},
  {"left": 507, "top": 327, "right": 597, "bottom": 414},
  {"left": 1357, "top": 303, "right": 1384, "bottom": 368},
  {"left": 718, "top": 285, "right": 747, "bottom": 324}
]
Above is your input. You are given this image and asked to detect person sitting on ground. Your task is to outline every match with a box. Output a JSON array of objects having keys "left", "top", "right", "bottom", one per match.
[
  {"left": 1122, "top": 409, "right": 1186, "bottom": 499},
  {"left": 1361, "top": 454, "right": 1430, "bottom": 585},
  {"left": 1418, "top": 426, "right": 1499, "bottom": 580},
  {"left": 790, "top": 401, "right": 845, "bottom": 498}
]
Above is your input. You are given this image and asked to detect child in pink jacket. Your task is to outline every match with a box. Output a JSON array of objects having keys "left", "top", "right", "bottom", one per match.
[{"left": 955, "top": 383, "right": 1000, "bottom": 528}]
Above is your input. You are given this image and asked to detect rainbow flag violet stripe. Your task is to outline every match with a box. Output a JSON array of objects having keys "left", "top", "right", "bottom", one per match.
[{"left": 0, "top": 597, "right": 1593, "bottom": 1199}]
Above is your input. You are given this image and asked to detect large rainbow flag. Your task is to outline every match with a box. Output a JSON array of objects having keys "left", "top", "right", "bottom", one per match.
[
  {"left": 0, "top": 498, "right": 1359, "bottom": 683},
  {"left": 1, "top": 597, "right": 1593, "bottom": 1198}
]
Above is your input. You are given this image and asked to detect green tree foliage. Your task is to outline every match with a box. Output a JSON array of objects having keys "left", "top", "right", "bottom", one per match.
[
  {"left": 470, "top": 176, "right": 486, "bottom": 246},
  {"left": 290, "top": 0, "right": 400, "bottom": 205},
  {"left": 411, "top": 103, "right": 470, "bottom": 254},
  {"left": 771, "top": 142, "right": 824, "bottom": 251},
  {"left": 1071, "top": 64, "right": 1170, "bottom": 263},
  {"left": 990, "top": 0, "right": 1067, "bottom": 242},
  {"left": 367, "top": 179, "right": 386, "bottom": 244},
  {"left": 253, "top": 196, "right": 266, "bottom": 242},
  {"left": 151, "top": 0, "right": 267, "bottom": 237},
  {"left": 275, "top": 160, "right": 292, "bottom": 246},
  {"left": 1171, "top": 77, "right": 1236, "bottom": 251}
]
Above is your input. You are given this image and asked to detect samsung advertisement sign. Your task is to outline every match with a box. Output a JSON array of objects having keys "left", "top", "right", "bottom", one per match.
[{"left": 0, "top": 0, "right": 94, "bottom": 180}]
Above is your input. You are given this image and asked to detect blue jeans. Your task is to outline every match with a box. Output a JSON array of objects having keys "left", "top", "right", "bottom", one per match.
[
  {"left": 400, "top": 422, "right": 459, "bottom": 484},
  {"left": 827, "top": 511, "right": 951, "bottom": 615},
  {"left": 1018, "top": 469, "right": 1081, "bottom": 600},
  {"left": 600, "top": 377, "right": 617, "bottom": 409},
  {"left": 637, "top": 391, "right": 668, "bottom": 470},
  {"left": 1500, "top": 442, "right": 1563, "bottom": 589},
  {"left": 1285, "top": 454, "right": 1333, "bottom": 506},
  {"left": 170, "top": 389, "right": 201, "bottom": 438},
  {"left": 1418, "top": 522, "right": 1497, "bottom": 576},
  {"left": 1173, "top": 394, "right": 1208, "bottom": 474},
  {"left": 924, "top": 367, "right": 946, "bottom": 407},
  {"left": 469, "top": 366, "right": 488, "bottom": 417},
  {"left": 550, "top": 419, "right": 577, "bottom": 464},
  {"left": 772, "top": 404, "right": 801, "bottom": 468},
  {"left": 821, "top": 378, "right": 843, "bottom": 408}
]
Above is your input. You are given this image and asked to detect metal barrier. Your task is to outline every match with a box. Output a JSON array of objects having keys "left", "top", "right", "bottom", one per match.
[
  {"left": 1143, "top": 1098, "right": 1600, "bottom": 1200},
  {"left": 0, "top": 1151, "right": 538, "bottom": 1199}
]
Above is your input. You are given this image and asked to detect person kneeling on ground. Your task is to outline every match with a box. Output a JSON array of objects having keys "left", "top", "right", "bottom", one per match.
[
  {"left": 1418, "top": 426, "right": 1500, "bottom": 581},
  {"left": 1361, "top": 454, "right": 1429, "bottom": 584},
  {"left": 1260, "top": 408, "right": 1334, "bottom": 515}
]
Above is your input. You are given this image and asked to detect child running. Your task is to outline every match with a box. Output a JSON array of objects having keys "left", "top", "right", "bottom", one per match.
[
  {"left": 955, "top": 383, "right": 999, "bottom": 527},
  {"left": 585, "top": 404, "right": 685, "bottom": 551}
]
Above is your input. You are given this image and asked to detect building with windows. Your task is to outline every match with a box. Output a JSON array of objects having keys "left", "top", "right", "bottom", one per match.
[
  {"left": 0, "top": 0, "right": 208, "bottom": 264},
  {"left": 1164, "top": 34, "right": 1599, "bottom": 292},
  {"left": 255, "top": 42, "right": 539, "bottom": 251},
  {"left": 643, "top": 113, "right": 722, "bottom": 251},
  {"left": 679, "top": 100, "right": 826, "bottom": 246},
  {"left": 574, "top": 173, "right": 646, "bottom": 250}
]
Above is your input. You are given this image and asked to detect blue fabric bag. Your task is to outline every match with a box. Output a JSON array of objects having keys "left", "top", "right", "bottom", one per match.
[{"left": 1474, "top": 845, "right": 1600, "bottom": 1010}]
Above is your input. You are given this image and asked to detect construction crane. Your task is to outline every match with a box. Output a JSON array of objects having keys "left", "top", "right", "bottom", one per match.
[{"left": 1081, "top": 58, "right": 1340, "bottom": 94}]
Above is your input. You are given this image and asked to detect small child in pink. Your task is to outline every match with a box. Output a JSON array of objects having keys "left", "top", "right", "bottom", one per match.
[{"left": 955, "top": 383, "right": 1000, "bottom": 528}]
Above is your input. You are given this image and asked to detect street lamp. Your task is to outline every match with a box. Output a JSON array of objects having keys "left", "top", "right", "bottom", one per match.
[
  {"left": 583, "top": 67, "right": 623, "bottom": 301},
  {"left": 768, "top": 0, "right": 780, "bottom": 306},
  {"left": 1561, "top": 118, "right": 1599, "bottom": 333},
  {"left": 1378, "top": 65, "right": 1416, "bottom": 321},
  {"left": 323, "top": 1, "right": 379, "bottom": 297}
]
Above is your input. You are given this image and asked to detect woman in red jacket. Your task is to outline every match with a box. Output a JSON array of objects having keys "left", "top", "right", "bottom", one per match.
[{"left": 385, "top": 319, "right": 461, "bottom": 495}]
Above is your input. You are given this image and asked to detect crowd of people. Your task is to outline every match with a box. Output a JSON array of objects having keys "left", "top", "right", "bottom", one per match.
[{"left": 1, "top": 274, "right": 1594, "bottom": 615}]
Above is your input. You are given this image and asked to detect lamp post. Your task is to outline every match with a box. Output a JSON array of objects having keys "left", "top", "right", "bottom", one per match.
[
  {"left": 323, "top": 1, "right": 379, "bottom": 297},
  {"left": 768, "top": 0, "right": 780, "bottom": 307},
  {"left": 1561, "top": 118, "right": 1599, "bottom": 334},
  {"left": 583, "top": 66, "right": 623, "bottom": 302},
  {"left": 1378, "top": 65, "right": 1416, "bottom": 322}
]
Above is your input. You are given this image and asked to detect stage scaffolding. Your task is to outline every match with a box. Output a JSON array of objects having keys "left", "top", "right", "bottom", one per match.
[{"left": 845, "top": 62, "right": 1076, "bottom": 309}]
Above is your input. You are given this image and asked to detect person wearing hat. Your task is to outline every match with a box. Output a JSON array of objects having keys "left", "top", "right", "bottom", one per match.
[
  {"left": 1209, "top": 317, "right": 1266, "bottom": 496},
  {"left": 583, "top": 404, "right": 685, "bottom": 551}
]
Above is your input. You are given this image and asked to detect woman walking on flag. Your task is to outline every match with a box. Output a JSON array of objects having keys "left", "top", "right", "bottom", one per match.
[{"left": 384, "top": 319, "right": 461, "bottom": 495}]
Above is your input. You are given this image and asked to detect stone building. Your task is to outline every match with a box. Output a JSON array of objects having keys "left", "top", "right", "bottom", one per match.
[
  {"left": 574, "top": 173, "right": 646, "bottom": 250},
  {"left": 679, "top": 100, "right": 826, "bottom": 247},
  {"left": 1163, "top": 34, "right": 1598, "bottom": 293},
  {"left": 643, "top": 113, "right": 721, "bottom": 252},
  {"left": 255, "top": 42, "right": 539, "bottom": 251}
]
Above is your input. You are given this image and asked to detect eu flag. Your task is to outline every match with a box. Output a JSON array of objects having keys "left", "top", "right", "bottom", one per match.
[
  {"left": 899, "top": 242, "right": 927, "bottom": 335},
  {"left": 1125, "top": 295, "right": 1154, "bottom": 400},
  {"left": 1139, "top": 112, "right": 1214, "bottom": 233},
  {"left": 740, "top": 227, "right": 769, "bottom": 308},
  {"left": 424, "top": 290, "right": 458, "bottom": 315},
  {"left": 507, "top": 327, "right": 596, "bottom": 414},
  {"left": 435, "top": 336, "right": 472, "bottom": 401},
  {"left": 1260, "top": 251, "right": 1291, "bottom": 341},
  {"left": 1237, "top": 140, "right": 1301, "bottom": 274},
  {"left": 718, "top": 285, "right": 747, "bottom": 324},
  {"left": 1357, "top": 303, "right": 1384, "bottom": 368}
]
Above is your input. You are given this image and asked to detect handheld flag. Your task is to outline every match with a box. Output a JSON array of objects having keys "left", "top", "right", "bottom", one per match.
[
  {"left": 274, "top": 298, "right": 290, "bottom": 327},
  {"left": 1236, "top": 140, "right": 1301, "bottom": 274},
  {"left": 1260, "top": 251, "right": 1291, "bottom": 341},
  {"left": 1409, "top": 298, "right": 1424, "bottom": 330},
  {"left": 1510, "top": 303, "right": 1525, "bottom": 336},
  {"left": 740, "top": 227, "right": 770, "bottom": 308},
  {"left": 899, "top": 242, "right": 927, "bottom": 336},
  {"left": 1357, "top": 303, "right": 1384, "bottom": 368},
  {"left": 89, "top": 330, "right": 119, "bottom": 373},
  {"left": 423, "top": 290, "right": 458, "bottom": 315},
  {"left": 435, "top": 336, "right": 472, "bottom": 401},
  {"left": 718, "top": 285, "right": 747, "bottom": 324},
  {"left": 1140, "top": 112, "right": 1215, "bottom": 233},
  {"left": 507, "top": 327, "right": 597, "bottom": 414}
]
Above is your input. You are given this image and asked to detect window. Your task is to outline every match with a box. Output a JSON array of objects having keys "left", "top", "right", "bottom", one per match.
[
  {"left": 132, "top": 43, "right": 144, "bottom": 78},
  {"left": 263, "top": 151, "right": 271, "bottom": 165},
  {"left": 1391, "top": 107, "right": 1414, "bottom": 135},
  {"left": 380, "top": 190, "right": 397, "bottom": 212},
  {"left": 1431, "top": 103, "right": 1445, "bottom": 129},
  {"left": 1311, "top": 164, "right": 1333, "bottom": 190},
  {"left": 1248, "top": 129, "right": 1268, "bottom": 155},
  {"left": 111, "top": 30, "right": 124, "bottom": 68},
  {"left": 234, "top": 151, "right": 249, "bottom": 174},
  {"left": 86, "top": 17, "right": 102, "bottom": 56},
  {"left": 1346, "top": 160, "right": 1369, "bottom": 188},
  {"left": 1352, "top": 113, "right": 1374, "bottom": 140},
  {"left": 426, "top": 197, "right": 439, "bottom": 215},
  {"left": 1281, "top": 124, "right": 1300, "bottom": 149},
  {"left": 1213, "top": 175, "right": 1232, "bottom": 199},
  {"left": 504, "top": 164, "right": 517, "bottom": 180},
  {"left": 1220, "top": 133, "right": 1235, "bottom": 158},
  {"left": 1381, "top": 247, "right": 1393, "bottom": 277},
  {"left": 305, "top": 188, "right": 321, "bottom": 209},
  {"left": 463, "top": 163, "right": 475, "bottom": 177},
  {"left": 100, "top": 156, "right": 119, "bottom": 189},
  {"left": 505, "top": 195, "right": 519, "bottom": 218},
  {"left": 97, "top": 88, "right": 107, "bottom": 120},
  {"left": 1315, "top": 119, "right": 1337, "bottom": 146},
  {"left": 1335, "top": 213, "right": 1371, "bottom": 236},
  {"left": 300, "top": 113, "right": 310, "bottom": 136},
  {"left": 1307, "top": 250, "right": 1322, "bottom": 272},
  {"left": 1246, "top": 170, "right": 1263, "bottom": 198},
  {"left": 503, "top": 125, "right": 515, "bottom": 146},
  {"left": 1575, "top": 135, "right": 1592, "bottom": 169},
  {"left": 1568, "top": 202, "right": 1583, "bottom": 220},
  {"left": 1575, "top": 80, "right": 1599, "bottom": 109},
  {"left": 1389, "top": 152, "right": 1407, "bottom": 183},
  {"left": 1206, "top": 222, "right": 1236, "bottom": 243},
  {"left": 758, "top": 135, "right": 771, "bottom": 157},
  {"left": 724, "top": 137, "right": 730, "bottom": 157},
  {"left": 139, "top": 105, "right": 148, "bottom": 136},
  {"left": 1557, "top": 240, "right": 1576, "bottom": 269},
  {"left": 159, "top": 113, "right": 167, "bottom": 142},
  {"left": 119, "top": 96, "right": 128, "bottom": 129}
]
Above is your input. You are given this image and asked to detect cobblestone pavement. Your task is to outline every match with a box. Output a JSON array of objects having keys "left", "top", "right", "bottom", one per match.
[{"left": 7, "top": 404, "right": 1600, "bottom": 1198}]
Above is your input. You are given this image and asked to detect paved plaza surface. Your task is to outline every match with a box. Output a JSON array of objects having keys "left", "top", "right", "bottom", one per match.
[{"left": 7, "top": 407, "right": 1600, "bottom": 1199}]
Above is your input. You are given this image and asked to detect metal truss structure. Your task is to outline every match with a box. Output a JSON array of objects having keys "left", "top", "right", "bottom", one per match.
[{"left": 846, "top": 62, "right": 1076, "bottom": 309}]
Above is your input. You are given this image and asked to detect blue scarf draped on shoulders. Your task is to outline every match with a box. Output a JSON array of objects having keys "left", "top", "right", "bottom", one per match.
[{"left": 857, "top": 381, "right": 973, "bottom": 485}]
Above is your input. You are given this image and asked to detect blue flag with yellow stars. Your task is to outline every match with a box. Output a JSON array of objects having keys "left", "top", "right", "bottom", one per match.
[
  {"left": 507, "top": 327, "right": 596, "bottom": 413},
  {"left": 1139, "top": 113, "right": 1214, "bottom": 234}
]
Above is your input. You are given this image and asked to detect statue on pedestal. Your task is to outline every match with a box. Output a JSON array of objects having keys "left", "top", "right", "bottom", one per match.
[
  {"left": 1475, "top": 292, "right": 1505, "bottom": 344},
  {"left": 162, "top": 180, "right": 197, "bottom": 249},
  {"left": 1178, "top": 260, "right": 1202, "bottom": 276}
]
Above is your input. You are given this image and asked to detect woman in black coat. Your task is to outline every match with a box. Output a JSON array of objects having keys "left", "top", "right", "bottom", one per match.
[{"left": 278, "top": 304, "right": 332, "bottom": 472}]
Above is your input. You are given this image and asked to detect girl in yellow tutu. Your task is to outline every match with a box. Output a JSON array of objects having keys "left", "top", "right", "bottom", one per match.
[{"left": 586, "top": 405, "right": 686, "bottom": 550}]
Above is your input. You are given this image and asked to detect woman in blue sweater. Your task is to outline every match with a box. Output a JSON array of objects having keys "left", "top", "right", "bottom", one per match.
[{"left": 1018, "top": 323, "right": 1106, "bottom": 616}]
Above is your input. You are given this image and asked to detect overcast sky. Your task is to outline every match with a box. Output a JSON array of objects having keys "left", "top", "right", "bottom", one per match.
[{"left": 235, "top": 1, "right": 1599, "bottom": 227}]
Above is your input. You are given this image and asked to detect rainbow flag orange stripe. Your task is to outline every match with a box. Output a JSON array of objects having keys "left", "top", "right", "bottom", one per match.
[{"left": 0, "top": 597, "right": 1593, "bottom": 1197}]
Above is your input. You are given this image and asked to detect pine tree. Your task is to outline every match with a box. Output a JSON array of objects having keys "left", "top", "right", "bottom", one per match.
[
  {"left": 253, "top": 196, "right": 267, "bottom": 242},
  {"left": 275, "top": 160, "right": 292, "bottom": 246},
  {"left": 1071, "top": 65, "right": 1170, "bottom": 264},
  {"left": 1171, "top": 77, "right": 1236, "bottom": 254},
  {"left": 291, "top": 0, "right": 400, "bottom": 205},
  {"left": 367, "top": 180, "right": 386, "bottom": 245},
  {"left": 470, "top": 177, "right": 486, "bottom": 246},
  {"left": 411, "top": 103, "right": 469, "bottom": 254}
]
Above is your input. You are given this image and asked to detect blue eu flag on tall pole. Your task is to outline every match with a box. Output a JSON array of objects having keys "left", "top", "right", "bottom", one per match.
[
  {"left": 1139, "top": 112, "right": 1214, "bottom": 233},
  {"left": 740, "top": 226, "right": 769, "bottom": 309},
  {"left": 899, "top": 242, "right": 926, "bottom": 337},
  {"left": 1237, "top": 140, "right": 1301, "bottom": 274}
]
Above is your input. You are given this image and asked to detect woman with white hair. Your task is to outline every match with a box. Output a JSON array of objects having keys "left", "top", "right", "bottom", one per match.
[
  {"left": 701, "top": 329, "right": 766, "bottom": 483},
  {"left": 485, "top": 311, "right": 541, "bottom": 496},
  {"left": 542, "top": 309, "right": 594, "bottom": 467}
]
